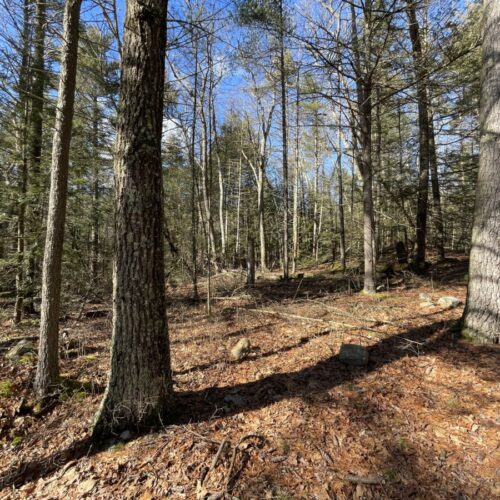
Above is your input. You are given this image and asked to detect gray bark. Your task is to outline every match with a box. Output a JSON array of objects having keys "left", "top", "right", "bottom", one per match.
[
  {"left": 351, "top": 4, "right": 375, "bottom": 294},
  {"left": 93, "top": 0, "right": 172, "bottom": 435},
  {"left": 462, "top": 0, "right": 500, "bottom": 344},
  {"left": 35, "top": 0, "right": 82, "bottom": 397}
]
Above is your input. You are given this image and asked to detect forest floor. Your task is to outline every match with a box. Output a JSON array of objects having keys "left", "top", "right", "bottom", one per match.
[{"left": 0, "top": 254, "right": 499, "bottom": 499}]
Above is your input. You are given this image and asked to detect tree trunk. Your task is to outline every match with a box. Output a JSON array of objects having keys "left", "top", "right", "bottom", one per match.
[
  {"left": 190, "top": 39, "right": 199, "bottom": 299},
  {"left": 93, "top": 0, "right": 172, "bottom": 435},
  {"left": 257, "top": 160, "right": 266, "bottom": 271},
  {"left": 90, "top": 96, "right": 100, "bottom": 286},
  {"left": 292, "top": 72, "right": 300, "bottom": 273},
  {"left": 25, "top": 0, "right": 47, "bottom": 314},
  {"left": 14, "top": 0, "right": 32, "bottom": 324},
  {"left": 35, "top": 0, "right": 82, "bottom": 397},
  {"left": 461, "top": 0, "right": 500, "bottom": 344},
  {"left": 337, "top": 114, "right": 346, "bottom": 273},
  {"left": 407, "top": 0, "right": 430, "bottom": 269},
  {"left": 312, "top": 115, "right": 320, "bottom": 260},
  {"left": 247, "top": 236, "right": 255, "bottom": 287},
  {"left": 428, "top": 112, "right": 445, "bottom": 261},
  {"left": 279, "top": 0, "right": 289, "bottom": 281},
  {"left": 351, "top": 4, "right": 375, "bottom": 294}
]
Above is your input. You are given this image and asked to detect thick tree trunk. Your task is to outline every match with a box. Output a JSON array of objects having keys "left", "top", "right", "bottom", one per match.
[
  {"left": 35, "top": 0, "right": 82, "bottom": 397},
  {"left": 462, "top": 0, "right": 500, "bottom": 344},
  {"left": 93, "top": 0, "right": 172, "bottom": 435},
  {"left": 407, "top": 0, "right": 430, "bottom": 268}
]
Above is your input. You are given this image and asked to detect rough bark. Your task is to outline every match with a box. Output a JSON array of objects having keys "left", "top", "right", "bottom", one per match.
[
  {"left": 93, "top": 0, "right": 172, "bottom": 435},
  {"left": 407, "top": 0, "right": 430, "bottom": 268},
  {"left": 35, "top": 0, "right": 82, "bottom": 397},
  {"left": 462, "top": 0, "right": 500, "bottom": 344}
]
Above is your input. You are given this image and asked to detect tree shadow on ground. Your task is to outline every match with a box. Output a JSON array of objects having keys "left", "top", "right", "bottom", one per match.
[
  {"left": 173, "top": 319, "right": 458, "bottom": 424},
  {"left": 2, "top": 315, "right": 498, "bottom": 492}
]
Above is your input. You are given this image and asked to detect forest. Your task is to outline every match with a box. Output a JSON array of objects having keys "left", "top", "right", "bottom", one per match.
[{"left": 0, "top": 0, "right": 499, "bottom": 497}]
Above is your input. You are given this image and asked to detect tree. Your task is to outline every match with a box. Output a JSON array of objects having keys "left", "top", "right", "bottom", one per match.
[
  {"left": 461, "top": 0, "right": 500, "bottom": 344},
  {"left": 35, "top": 0, "right": 83, "bottom": 397},
  {"left": 93, "top": 0, "right": 172, "bottom": 436},
  {"left": 13, "top": 0, "right": 32, "bottom": 324},
  {"left": 406, "top": 0, "right": 431, "bottom": 269}
]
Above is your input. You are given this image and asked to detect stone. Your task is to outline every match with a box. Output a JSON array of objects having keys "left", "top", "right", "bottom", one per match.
[
  {"left": 339, "top": 344, "right": 369, "bottom": 366},
  {"left": 230, "top": 338, "right": 250, "bottom": 360},
  {"left": 437, "top": 296, "right": 463, "bottom": 309},
  {"left": 6, "top": 340, "right": 36, "bottom": 360}
]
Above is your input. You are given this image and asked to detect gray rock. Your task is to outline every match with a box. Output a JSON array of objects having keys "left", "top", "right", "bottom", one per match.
[
  {"left": 6, "top": 340, "right": 36, "bottom": 360},
  {"left": 339, "top": 344, "right": 369, "bottom": 366},
  {"left": 437, "top": 296, "right": 463, "bottom": 309},
  {"left": 419, "top": 293, "right": 432, "bottom": 303},
  {"left": 230, "top": 338, "right": 250, "bottom": 360}
]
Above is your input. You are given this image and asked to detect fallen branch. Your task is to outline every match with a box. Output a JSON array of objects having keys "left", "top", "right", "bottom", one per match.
[
  {"left": 305, "top": 298, "right": 395, "bottom": 325},
  {"left": 245, "top": 308, "right": 425, "bottom": 346},
  {"left": 344, "top": 473, "right": 383, "bottom": 485},
  {"left": 225, "top": 434, "right": 264, "bottom": 492}
]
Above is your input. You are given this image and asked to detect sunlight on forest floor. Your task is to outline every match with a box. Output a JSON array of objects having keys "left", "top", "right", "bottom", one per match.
[{"left": 0, "top": 255, "right": 499, "bottom": 498}]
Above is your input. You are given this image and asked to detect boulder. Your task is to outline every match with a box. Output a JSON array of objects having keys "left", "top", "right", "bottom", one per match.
[
  {"left": 6, "top": 340, "right": 36, "bottom": 360},
  {"left": 339, "top": 344, "right": 369, "bottom": 366},
  {"left": 230, "top": 338, "right": 250, "bottom": 360},
  {"left": 437, "top": 296, "right": 463, "bottom": 309}
]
